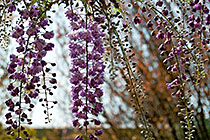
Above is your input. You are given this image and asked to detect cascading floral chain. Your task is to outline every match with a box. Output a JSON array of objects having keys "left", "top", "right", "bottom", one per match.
[
  {"left": 4, "top": 1, "right": 57, "bottom": 139},
  {"left": 65, "top": 5, "right": 105, "bottom": 140}
]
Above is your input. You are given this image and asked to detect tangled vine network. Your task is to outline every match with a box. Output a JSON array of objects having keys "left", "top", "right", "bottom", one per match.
[{"left": 0, "top": 0, "right": 210, "bottom": 140}]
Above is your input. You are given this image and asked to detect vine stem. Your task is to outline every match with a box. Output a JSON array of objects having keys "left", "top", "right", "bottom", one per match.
[
  {"left": 17, "top": 36, "right": 30, "bottom": 138},
  {"left": 94, "top": 4, "right": 153, "bottom": 138},
  {"left": 134, "top": 1, "right": 197, "bottom": 139},
  {"left": 96, "top": 5, "right": 154, "bottom": 140},
  {"left": 17, "top": 2, "right": 55, "bottom": 137},
  {"left": 169, "top": 39, "right": 192, "bottom": 140},
  {"left": 114, "top": 30, "right": 152, "bottom": 140},
  {"left": 157, "top": 10, "right": 192, "bottom": 139},
  {"left": 42, "top": 68, "right": 50, "bottom": 122},
  {"left": 84, "top": 3, "right": 88, "bottom": 140}
]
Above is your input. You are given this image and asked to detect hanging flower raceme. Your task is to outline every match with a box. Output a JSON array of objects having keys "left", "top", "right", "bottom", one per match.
[
  {"left": 66, "top": 8, "right": 105, "bottom": 140},
  {"left": 136, "top": 0, "right": 210, "bottom": 139},
  {"left": 0, "top": 1, "right": 16, "bottom": 49},
  {"left": 6, "top": 3, "right": 56, "bottom": 140}
]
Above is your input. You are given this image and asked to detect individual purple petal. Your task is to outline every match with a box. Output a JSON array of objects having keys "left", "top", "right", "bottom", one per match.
[
  {"left": 95, "top": 129, "right": 102, "bottom": 136},
  {"left": 43, "top": 31, "right": 54, "bottom": 39}
]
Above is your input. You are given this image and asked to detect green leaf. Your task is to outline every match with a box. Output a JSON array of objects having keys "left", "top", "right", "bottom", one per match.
[
  {"left": 30, "top": 0, "right": 37, "bottom": 5},
  {"left": 185, "top": 0, "right": 191, "bottom": 3},
  {"left": 114, "top": 7, "right": 117, "bottom": 14},
  {"left": 116, "top": 7, "right": 127, "bottom": 22}
]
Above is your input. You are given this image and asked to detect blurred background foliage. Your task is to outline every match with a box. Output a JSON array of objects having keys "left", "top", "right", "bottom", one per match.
[{"left": 0, "top": 0, "right": 209, "bottom": 140}]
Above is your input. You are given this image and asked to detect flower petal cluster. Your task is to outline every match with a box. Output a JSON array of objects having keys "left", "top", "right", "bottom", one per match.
[
  {"left": 66, "top": 8, "right": 105, "bottom": 139},
  {"left": 6, "top": 3, "right": 56, "bottom": 139}
]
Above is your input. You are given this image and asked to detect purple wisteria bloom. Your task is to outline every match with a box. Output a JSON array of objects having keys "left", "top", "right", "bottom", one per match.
[
  {"left": 8, "top": 4, "right": 16, "bottom": 12},
  {"left": 66, "top": 8, "right": 105, "bottom": 139},
  {"left": 6, "top": 4, "right": 56, "bottom": 139}
]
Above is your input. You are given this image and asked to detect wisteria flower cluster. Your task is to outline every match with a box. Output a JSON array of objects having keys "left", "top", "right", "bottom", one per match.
[
  {"left": 5, "top": 2, "right": 57, "bottom": 139},
  {"left": 0, "top": 1, "right": 13, "bottom": 49},
  {"left": 66, "top": 7, "right": 105, "bottom": 140},
  {"left": 134, "top": 0, "right": 210, "bottom": 139}
]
